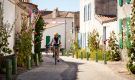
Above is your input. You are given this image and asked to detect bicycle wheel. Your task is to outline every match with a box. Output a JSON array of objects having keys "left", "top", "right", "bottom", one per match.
[{"left": 54, "top": 52, "right": 57, "bottom": 65}]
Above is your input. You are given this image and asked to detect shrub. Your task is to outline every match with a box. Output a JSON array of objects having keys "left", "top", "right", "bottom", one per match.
[
  {"left": 108, "top": 31, "right": 121, "bottom": 61},
  {"left": 88, "top": 30, "right": 104, "bottom": 60}
]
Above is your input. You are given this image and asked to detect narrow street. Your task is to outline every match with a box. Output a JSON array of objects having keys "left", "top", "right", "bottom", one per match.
[
  {"left": 16, "top": 53, "right": 135, "bottom": 80},
  {"left": 0, "top": 0, "right": 135, "bottom": 80},
  {"left": 17, "top": 53, "right": 78, "bottom": 80}
]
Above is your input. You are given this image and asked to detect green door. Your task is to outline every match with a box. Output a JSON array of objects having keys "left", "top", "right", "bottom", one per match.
[{"left": 46, "top": 36, "right": 50, "bottom": 45}]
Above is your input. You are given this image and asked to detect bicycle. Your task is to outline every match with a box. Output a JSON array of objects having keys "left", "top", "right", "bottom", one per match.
[{"left": 53, "top": 45, "right": 60, "bottom": 65}]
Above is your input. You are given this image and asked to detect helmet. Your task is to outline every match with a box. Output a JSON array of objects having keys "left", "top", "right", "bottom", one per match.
[{"left": 54, "top": 32, "right": 58, "bottom": 36}]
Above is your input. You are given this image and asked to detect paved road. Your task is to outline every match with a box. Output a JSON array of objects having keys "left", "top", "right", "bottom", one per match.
[
  {"left": 61, "top": 56, "right": 135, "bottom": 80},
  {"left": 17, "top": 54, "right": 135, "bottom": 80},
  {"left": 17, "top": 54, "right": 77, "bottom": 80}
]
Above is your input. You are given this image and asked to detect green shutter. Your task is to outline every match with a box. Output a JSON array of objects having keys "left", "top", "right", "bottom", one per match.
[
  {"left": 119, "top": 19, "right": 123, "bottom": 48},
  {"left": 126, "top": 17, "right": 131, "bottom": 48},
  {"left": 46, "top": 36, "right": 50, "bottom": 45},
  {"left": 126, "top": 0, "right": 131, "bottom": 4},
  {"left": 119, "top": 0, "right": 123, "bottom": 7}
]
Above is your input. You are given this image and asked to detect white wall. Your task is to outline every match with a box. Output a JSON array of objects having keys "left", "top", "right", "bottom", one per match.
[
  {"left": 80, "top": 0, "right": 103, "bottom": 47},
  {"left": 1, "top": 0, "right": 15, "bottom": 54}
]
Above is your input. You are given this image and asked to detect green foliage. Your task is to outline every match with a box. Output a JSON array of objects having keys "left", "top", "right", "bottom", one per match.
[
  {"left": 73, "top": 40, "right": 80, "bottom": 58},
  {"left": 90, "top": 50, "right": 101, "bottom": 60},
  {"left": 127, "top": 3, "right": 135, "bottom": 74},
  {"left": 0, "top": 5, "right": 12, "bottom": 55},
  {"left": 0, "top": 5, "right": 13, "bottom": 71},
  {"left": 88, "top": 30, "right": 100, "bottom": 51},
  {"left": 17, "top": 17, "right": 32, "bottom": 67},
  {"left": 108, "top": 31, "right": 121, "bottom": 61},
  {"left": 34, "top": 16, "right": 44, "bottom": 61},
  {"left": 88, "top": 30, "right": 106, "bottom": 60}
]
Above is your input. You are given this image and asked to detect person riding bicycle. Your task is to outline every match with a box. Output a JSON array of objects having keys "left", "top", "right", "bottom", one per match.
[{"left": 50, "top": 33, "right": 61, "bottom": 62}]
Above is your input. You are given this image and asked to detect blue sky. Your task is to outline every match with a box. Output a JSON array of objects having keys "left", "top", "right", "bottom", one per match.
[{"left": 31, "top": 0, "right": 80, "bottom": 11}]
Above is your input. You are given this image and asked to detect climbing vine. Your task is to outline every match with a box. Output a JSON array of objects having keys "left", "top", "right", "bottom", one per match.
[
  {"left": 0, "top": 4, "right": 12, "bottom": 56},
  {"left": 17, "top": 17, "right": 32, "bottom": 67},
  {"left": 0, "top": 3, "right": 13, "bottom": 71},
  {"left": 127, "top": 0, "right": 135, "bottom": 74}
]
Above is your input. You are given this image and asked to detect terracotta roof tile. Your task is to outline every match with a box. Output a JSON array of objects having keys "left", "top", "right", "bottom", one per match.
[{"left": 95, "top": 15, "right": 117, "bottom": 24}]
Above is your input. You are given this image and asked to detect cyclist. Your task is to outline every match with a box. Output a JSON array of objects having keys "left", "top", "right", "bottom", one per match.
[{"left": 50, "top": 33, "right": 61, "bottom": 62}]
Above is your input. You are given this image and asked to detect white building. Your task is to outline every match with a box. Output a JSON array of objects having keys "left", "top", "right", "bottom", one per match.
[
  {"left": 41, "top": 8, "right": 79, "bottom": 50},
  {"left": 0, "top": 0, "right": 16, "bottom": 54},
  {"left": 80, "top": 0, "right": 117, "bottom": 48},
  {"left": 80, "top": 0, "right": 134, "bottom": 61}
]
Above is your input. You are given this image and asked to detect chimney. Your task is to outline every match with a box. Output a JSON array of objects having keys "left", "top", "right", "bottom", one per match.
[{"left": 52, "top": 8, "right": 59, "bottom": 18}]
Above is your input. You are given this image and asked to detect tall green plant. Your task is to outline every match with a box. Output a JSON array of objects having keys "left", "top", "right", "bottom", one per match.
[
  {"left": 127, "top": 1, "right": 135, "bottom": 74},
  {"left": 34, "top": 16, "right": 44, "bottom": 61},
  {"left": 88, "top": 30, "right": 100, "bottom": 51},
  {"left": 108, "top": 31, "right": 121, "bottom": 61},
  {"left": 17, "top": 17, "right": 32, "bottom": 67},
  {"left": 88, "top": 30, "right": 101, "bottom": 60}
]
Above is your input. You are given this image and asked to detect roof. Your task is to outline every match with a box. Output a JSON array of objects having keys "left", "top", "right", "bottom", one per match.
[
  {"left": 95, "top": 15, "right": 117, "bottom": 24},
  {"left": 41, "top": 11, "right": 75, "bottom": 19},
  {"left": 45, "top": 23, "right": 65, "bottom": 29},
  {"left": 21, "top": 2, "right": 38, "bottom": 10}
]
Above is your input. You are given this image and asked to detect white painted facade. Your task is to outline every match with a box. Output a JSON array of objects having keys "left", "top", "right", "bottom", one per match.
[
  {"left": 80, "top": 0, "right": 118, "bottom": 48},
  {"left": 42, "top": 17, "right": 75, "bottom": 50},
  {"left": 0, "top": 0, "right": 15, "bottom": 54}
]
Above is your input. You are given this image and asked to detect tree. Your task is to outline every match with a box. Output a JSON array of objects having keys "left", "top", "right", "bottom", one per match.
[{"left": 34, "top": 16, "right": 44, "bottom": 62}]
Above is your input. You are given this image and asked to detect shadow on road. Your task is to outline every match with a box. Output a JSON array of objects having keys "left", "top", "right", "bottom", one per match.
[{"left": 61, "top": 61, "right": 84, "bottom": 80}]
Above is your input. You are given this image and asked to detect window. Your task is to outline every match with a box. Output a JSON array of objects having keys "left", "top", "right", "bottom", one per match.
[
  {"left": 88, "top": 4, "right": 89, "bottom": 20},
  {"left": 84, "top": 3, "right": 91, "bottom": 21},
  {"left": 88, "top": 3, "right": 91, "bottom": 20},
  {"left": 86, "top": 5, "right": 87, "bottom": 21},
  {"left": 84, "top": 6, "right": 86, "bottom": 21},
  {"left": 0, "top": 2, "right": 2, "bottom": 15}
]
